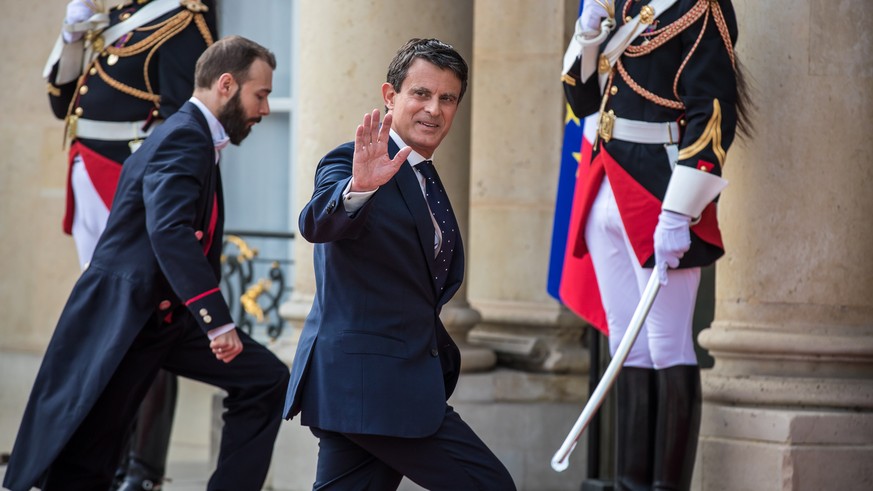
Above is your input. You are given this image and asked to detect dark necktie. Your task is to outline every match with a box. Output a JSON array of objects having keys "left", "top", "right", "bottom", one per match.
[{"left": 415, "top": 160, "right": 458, "bottom": 292}]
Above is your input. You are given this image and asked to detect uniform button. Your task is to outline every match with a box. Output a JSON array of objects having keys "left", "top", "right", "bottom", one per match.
[
  {"left": 610, "top": 85, "right": 618, "bottom": 95},
  {"left": 203, "top": 315, "right": 213, "bottom": 324},
  {"left": 430, "top": 348, "right": 439, "bottom": 357},
  {"left": 598, "top": 54, "right": 610, "bottom": 74},
  {"left": 158, "top": 300, "right": 171, "bottom": 310},
  {"left": 152, "top": 109, "right": 160, "bottom": 118},
  {"left": 79, "top": 85, "right": 88, "bottom": 95},
  {"left": 89, "top": 67, "right": 97, "bottom": 76},
  {"left": 120, "top": 12, "right": 132, "bottom": 20},
  {"left": 74, "top": 107, "right": 84, "bottom": 116},
  {"left": 199, "top": 308, "right": 208, "bottom": 316}
]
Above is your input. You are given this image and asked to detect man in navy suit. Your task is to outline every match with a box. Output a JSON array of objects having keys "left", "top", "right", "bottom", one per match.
[
  {"left": 284, "top": 38, "right": 516, "bottom": 490},
  {"left": 4, "top": 35, "right": 289, "bottom": 491}
]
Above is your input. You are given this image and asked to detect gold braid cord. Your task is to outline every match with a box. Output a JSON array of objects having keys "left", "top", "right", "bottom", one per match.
[
  {"left": 194, "top": 13, "right": 214, "bottom": 46},
  {"left": 104, "top": 10, "right": 194, "bottom": 99},
  {"left": 710, "top": 0, "right": 736, "bottom": 68},
  {"left": 142, "top": 15, "right": 195, "bottom": 95},
  {"left": 89, "top": 10, "right": 213, "bottom": 105},
  {"left": 672, "top": 6, "right": 710, "bottom": 102},
  {"left": 615, "top": 59, "right": 685, "bottom": 110},
  {"left": 615, "top": 0, "right": 735, "bottom": 110},
  {"left": 623, "top": 0, "right": 709, "bottom": 57},
  {"left": 94, "top": 60, "right": 161, "bottom": 103}
]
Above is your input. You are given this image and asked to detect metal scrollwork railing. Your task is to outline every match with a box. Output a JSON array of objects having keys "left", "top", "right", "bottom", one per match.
[{"left": 220, "top": 230, "right": 295, "bottom": 340}]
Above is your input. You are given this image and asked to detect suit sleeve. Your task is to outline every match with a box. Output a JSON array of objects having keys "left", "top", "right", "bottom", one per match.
[
  {"left": 675, "top": 0, "right": 739, "bottom": 177},
  {"left": 143, "top": 124, "right": 232, "bottom": 334},
  {"left": 298, "top": 142, "right": 374, "bottom": 244}
]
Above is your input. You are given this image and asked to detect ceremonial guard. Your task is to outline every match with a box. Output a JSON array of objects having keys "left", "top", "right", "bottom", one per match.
[
  {"left": 561, "top": 0, "right": 750, "bottom": 489},
  {"left": 43, "top": 1, "right": 217, "bottom": 489}
]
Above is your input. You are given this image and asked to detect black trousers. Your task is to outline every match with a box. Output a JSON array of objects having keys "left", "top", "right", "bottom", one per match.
[
  {"left": 42, "top": 312, "right": 290, "bottom": 491},
  {"left": 310, "top": 406, "right": 516, "bottom": 491}
]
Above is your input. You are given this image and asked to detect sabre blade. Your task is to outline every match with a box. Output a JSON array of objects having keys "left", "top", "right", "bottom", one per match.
[{"left": 550, "top": 270, "right": 661, "bottom": 472}]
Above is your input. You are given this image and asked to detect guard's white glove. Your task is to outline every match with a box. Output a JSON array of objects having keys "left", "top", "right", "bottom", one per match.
[
  {"left": 563, "top": 0, "right": 612, "bottom": 75},
  {"left": 653, "top": 209, "right": 691, "bottom": 286},
  {"left": 62, "top": 0, "right": 94, "bottom": 43},
  {"left": 580, "top": 0, "right": 610, "bottom": 33}
]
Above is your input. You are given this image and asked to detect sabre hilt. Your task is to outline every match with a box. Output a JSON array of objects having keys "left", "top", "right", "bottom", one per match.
[{"left": 574, "top": 16, "right": 617, "bottom": 47}]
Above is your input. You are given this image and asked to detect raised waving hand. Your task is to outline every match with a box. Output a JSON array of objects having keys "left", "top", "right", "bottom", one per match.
[{"left": 350, "top": 109, "right": 412, "bottom": 192}]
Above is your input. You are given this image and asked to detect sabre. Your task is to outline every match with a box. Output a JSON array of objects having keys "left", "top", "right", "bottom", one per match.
[{"left": 550, "top": 269, "right": 661, "bottom": 472}]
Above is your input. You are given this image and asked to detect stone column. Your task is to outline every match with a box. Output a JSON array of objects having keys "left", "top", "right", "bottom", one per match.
[
  {"left": 446, "top": 4, "right": 595, "bottom": 487},
  {"left": 466, "top": 0, "right": 588, "bottom": 374},
  {"left": 695, "top": 1, "right": 873, "bottom": 489}
]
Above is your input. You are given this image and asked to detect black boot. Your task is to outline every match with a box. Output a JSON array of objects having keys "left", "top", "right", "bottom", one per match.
[
  {"left": 614, "top": 367, "right": 657, "bottom": 491},
  {"left": 653, "top": 365, "right": 702, "bottom": 491},
  {"left": 116, "top": 458, "right": 165, "bottom": 491},
  {"left": 115, "top": 370, "right": 178, "bottom": 491}
]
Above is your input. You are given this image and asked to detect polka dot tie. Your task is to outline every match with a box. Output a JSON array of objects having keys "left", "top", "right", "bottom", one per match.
[{"left": 415, "top": 160, "right": 457, "bottom": 292}]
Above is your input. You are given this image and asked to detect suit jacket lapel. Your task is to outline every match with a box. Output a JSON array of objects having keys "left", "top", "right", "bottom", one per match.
[
  {"left": 180, "top": 101, "right": 221, "bottom": 260},
  {"left": 389, "top": 140, "right": 439, "bottom": 290}
]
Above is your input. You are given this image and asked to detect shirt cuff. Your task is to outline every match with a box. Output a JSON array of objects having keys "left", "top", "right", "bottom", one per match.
[
  {"left": 342, "top": 180, "right": 377, "bottom": 215},
  {"left": 207, "top": 323, "right": 235, "bottom": 340}
]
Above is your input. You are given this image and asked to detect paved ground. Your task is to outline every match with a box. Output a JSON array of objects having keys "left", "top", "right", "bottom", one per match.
[
  {"left": 156, "top": 460, "right": 212, "bottom": 490},
  {"left": 0, "top": 455, "right": 213, "bottom": 491},
  {"left": 0, "top": 352, "right": 221, "bottom": 490}
]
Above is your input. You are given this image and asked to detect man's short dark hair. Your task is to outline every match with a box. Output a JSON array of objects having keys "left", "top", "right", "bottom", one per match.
[
  {"left": 386, "top": 38, "right": 468, "bottom": 102},
  {"left": 195, "top": 35, "right": 277, "bottom": 89}
]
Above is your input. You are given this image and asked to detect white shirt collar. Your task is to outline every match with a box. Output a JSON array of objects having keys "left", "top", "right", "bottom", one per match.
[
  {"left": 189, "top": 96, "right": 230, "bottom": 152},
  {"left": 389, "top": 129, "right": 429, "bottom": 167}
]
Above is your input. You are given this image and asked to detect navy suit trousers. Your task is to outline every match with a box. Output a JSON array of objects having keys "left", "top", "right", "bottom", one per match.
[
  {"left": 41, "top": 312, "right": 289, "bottom": 491},
  {"left": 310, "top": 406, "right": 516, "bottom": 491}
]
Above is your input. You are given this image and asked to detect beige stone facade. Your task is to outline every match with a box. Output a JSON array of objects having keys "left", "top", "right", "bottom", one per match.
[
  {"left": 694, "top": 1, "right": 873, "bottom": 489},
  {"left": 1, "top": 1, "right": 871, "bottom": 490}
]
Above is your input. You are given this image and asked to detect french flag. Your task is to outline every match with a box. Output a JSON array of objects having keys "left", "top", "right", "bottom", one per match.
[{"left": 546, "top": 105, "right": 608, "bottom": 334}]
